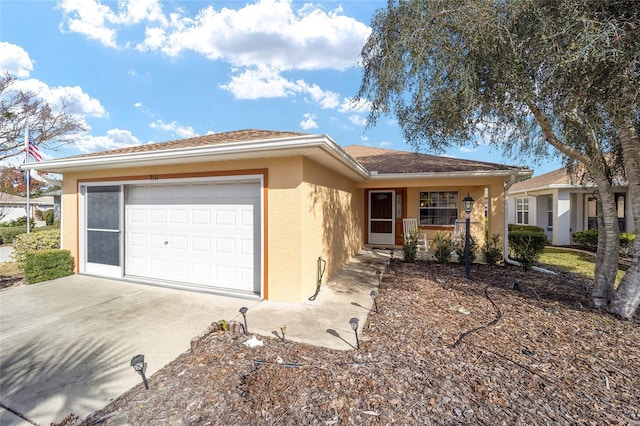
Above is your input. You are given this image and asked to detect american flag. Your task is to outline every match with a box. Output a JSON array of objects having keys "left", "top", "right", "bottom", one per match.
[{"left": 25, "top": 126, "right": 43, "bottom": 162}]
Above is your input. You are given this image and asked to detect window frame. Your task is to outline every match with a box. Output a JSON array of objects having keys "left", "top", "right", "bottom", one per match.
[
  {"left": 418, "top": 191, "right": 459, "bottom": 226},
  {"left": 515, "top": 197, "right": 529, "bottom": 225}
]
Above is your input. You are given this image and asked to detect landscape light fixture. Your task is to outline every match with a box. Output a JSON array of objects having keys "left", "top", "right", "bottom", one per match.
[
  {"left": 370, "top": 290, "right": 379, "bottom": 313},
  {"left": 280, "top": 324, "right": 287, "bottom": 342},
  {"left": 376, "top": 269, "right": 382, "bottom": 286},
  {"left": 239, "top": 307, "right": 248, "bottom": 334},
  {"left": 130, "top": 354, "right": 149, "bottom": 390},
  {"left": 463, "top": 193, "right": 475, "bottom": 279},
  {"left": 349, "top": 317, "right": 360, "bottom": 349},
  {"left": 390, "top": 249, "right": 395, "bottom": 260}
]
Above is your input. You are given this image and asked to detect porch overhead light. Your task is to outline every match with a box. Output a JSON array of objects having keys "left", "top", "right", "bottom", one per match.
[{"left": 130, "top": 354, "right": 149, "bottom": 390}]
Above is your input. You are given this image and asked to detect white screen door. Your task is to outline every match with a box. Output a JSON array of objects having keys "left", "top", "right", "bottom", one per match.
[{"left": 82, "top": 185, "right": 123, "bottom": 277}]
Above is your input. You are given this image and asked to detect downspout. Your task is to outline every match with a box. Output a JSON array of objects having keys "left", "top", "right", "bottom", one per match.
[{"left": 504, "top": 175, "right": 557, "bottom": 275}]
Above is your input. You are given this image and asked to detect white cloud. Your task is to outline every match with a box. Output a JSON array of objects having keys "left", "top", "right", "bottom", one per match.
[
  {"left": 75, "top": 128, "right": 141, "bottom": 152},
  {"left": 60, "top": 0, "right": 369, "bottom": 72},
  {"left": 58, "top": 0, "right": 166, "bottom": 48},
  {"left": 460, "top": 147, "right": 478, "bottom": 153},
  {"left": 0, "top": 42, "right": 34, "bottom": 78},
  {"left": 299, "top": 113, "right": 318, "bottom": 130},
  {"left": 12, "top": 79, "right": 105, "bottom": 118},
  {"left": 379, "top": 141, "right": 392, "bottom": 147},
  {"left": 149, "top": 119, "right": 197, "bottom": 138},
  {"left": 339, "top": 97, "right": 371, "bottom": 113},
  {"left": 348, "top": 115, "right": 367, "bottom": 126},
  {"left": 133, "top": 102, "right": 142, "bottom": 108},
  {"left": 220, "top": 66, "right": 340, "bottom": 110}
]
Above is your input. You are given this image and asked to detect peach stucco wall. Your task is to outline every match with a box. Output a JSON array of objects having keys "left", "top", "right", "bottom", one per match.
[
  {"left": 60, "top": 155, "right": 364, "bottom": 303},
  {"left": 298, "top": 158, "right": 364, "bottom": 301}
]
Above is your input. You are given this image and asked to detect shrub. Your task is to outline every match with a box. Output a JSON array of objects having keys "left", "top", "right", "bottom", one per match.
[
  {"left": 620, "top": 232, "right": 636, "bottom": 257},
  {"left": 0, "top": 226, "right": 27, "bottom": 245},
  {"left": 12, "top": 228, "right": 61, "bottom": 264},
  {"left": 24, "top": 249, "right": 74, "bottom": 284},
  {"left": 454, "top": 234, "right": 478, "bottom": 265},
  {"left": 572, "top": 229, "right": 598, "bottom": 251},
  {"left": 402, "top": 230, "right": 419, "bottom": 263},
  {"left": 482, "top": 234, "right": 503, "bottom": 268},
  {"left": 572, "top": 229, "right": 636, "bottom": 256},
  {"left": 8, "top": 216, "right": 35, "bottom": 228},
  {"left": 508, "top": 224, "right": 545, "bottom": 234},
  {"left": 43, "top": 209, "right": 55, "bottom": 226},
  {"left": 509, "top": 230, "right": 546, "bottom": 271},
  {"left": 433, "top": 232, "right": 453, "bottom": 264}
]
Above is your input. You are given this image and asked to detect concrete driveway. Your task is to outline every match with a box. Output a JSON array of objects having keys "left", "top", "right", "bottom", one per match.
[{"left": 0, "top": 249, "right": 386, "bottom": 425}]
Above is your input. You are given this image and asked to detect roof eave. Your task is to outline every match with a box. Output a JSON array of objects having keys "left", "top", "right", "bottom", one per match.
[
  {"left": 22, "top": 134, "right": 371, "bottom": 181},
  {"left": 368, "top": 169, "right": 532, "bottom": 180}
]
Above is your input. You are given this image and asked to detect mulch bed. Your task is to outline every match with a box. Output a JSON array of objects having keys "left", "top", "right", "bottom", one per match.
[{"left": 79, "top": 261, "right": 640, "bottom": 425}]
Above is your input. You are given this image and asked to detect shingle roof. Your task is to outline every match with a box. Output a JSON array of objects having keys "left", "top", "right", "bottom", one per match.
[
  {"left": 509, "top": 167, "right": 587, "bottom": 192},
  {"left": 342, "top": 145, "right": 523, "bottom": 174},
  {"left": 68, "top": 129, "right": 309, "bottom": 159}
]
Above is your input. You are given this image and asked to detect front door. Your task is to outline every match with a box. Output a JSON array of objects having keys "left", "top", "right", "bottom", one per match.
[
  {"left": 369, "top": 190, "right": 395, "bottom": 245},
  {"left": 81, "top": 185, "right": 123, "bottom": 277}
]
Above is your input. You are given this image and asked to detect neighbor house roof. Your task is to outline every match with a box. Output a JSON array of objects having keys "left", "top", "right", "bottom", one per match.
[
  {"left": 343, "top": 145, "right": 530, "bottom": 178},
  {"left": 509, "top": 167, "right": 592, "bottom": 193},
  {"left": 24, "top": 129, "right": 531, "bottom": 180}
]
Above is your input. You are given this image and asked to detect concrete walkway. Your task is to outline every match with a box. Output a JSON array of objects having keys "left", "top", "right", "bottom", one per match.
[{"left": 0, "top": 248, "right": 388, "bottom": 425}]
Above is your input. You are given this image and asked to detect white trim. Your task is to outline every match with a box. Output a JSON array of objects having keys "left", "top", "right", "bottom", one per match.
[{"left": 23, "top": 134, "right": 370, "bottom": 181}]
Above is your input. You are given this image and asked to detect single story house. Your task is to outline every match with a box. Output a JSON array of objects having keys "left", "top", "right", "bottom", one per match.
[
  {"left": 24, "top": 130, "right": 531, "bottom": 302},
  {"left": 0, "top": 192, "right": 56, "bottom": 224},
  {"left": 507, "top": 167, "right": 633, "bottom": 246}
]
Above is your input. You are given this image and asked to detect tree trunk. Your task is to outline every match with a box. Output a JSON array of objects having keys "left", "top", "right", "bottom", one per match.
[
  {"left": 590, "top": 178, "right": 620, "bottom": 309},
  {"left": 609, "top": 118, "right": 640, "bottom": 319}
]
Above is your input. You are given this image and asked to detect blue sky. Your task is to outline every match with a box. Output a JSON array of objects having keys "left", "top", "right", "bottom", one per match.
[{"left": 0, "top": 0, "right": 561, "bottom": 176}]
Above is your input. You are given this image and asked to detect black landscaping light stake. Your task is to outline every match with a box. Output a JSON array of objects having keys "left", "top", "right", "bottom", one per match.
[
  {"left": 239, "top": 307, "right": 248, "bottom": 334},
  {"left": 370, "top": 290, "right": 379, "bottom": 313},
  {"left": 463, "top": 193, "right": 475, "bottom": 279},
  {"left": 349, "top": 317, "right": 360, "bottom": 349},
  {"left": 390, "top": 249, "right": 395, "bottom": 260},
  {"left": 376, "top": 269, "right": 382, "bottom": 286},
  {"left": 130, "top": 354, "right": 149, "bottom": 390},
  {"left": 280, "top": 324, "right": 286, "bottom": 342}
]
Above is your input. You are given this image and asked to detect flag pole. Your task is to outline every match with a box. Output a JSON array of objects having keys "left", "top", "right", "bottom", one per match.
[{"left": 24, "top": 120, "right": 31, "bottom": 234}]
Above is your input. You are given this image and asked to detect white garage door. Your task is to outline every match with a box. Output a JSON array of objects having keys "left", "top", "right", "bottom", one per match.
[{"left": 124, "top": 178, "right": 261, "bottom": 296}]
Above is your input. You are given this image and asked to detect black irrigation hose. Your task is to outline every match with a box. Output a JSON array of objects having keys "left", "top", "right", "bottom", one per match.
[{"left": 449, "top": 285, "right": 502, "bottom": 349}]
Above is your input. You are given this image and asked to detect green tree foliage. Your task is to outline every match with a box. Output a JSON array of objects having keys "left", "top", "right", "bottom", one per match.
[{"left": 357, "top": 0, "right": 640, "bottom": 318}]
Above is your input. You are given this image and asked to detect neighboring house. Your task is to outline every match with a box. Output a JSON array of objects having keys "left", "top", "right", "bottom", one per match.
[
  {"left": 507, "top": 167, "right": 633, "bottom": 246},
  {"left": 24, "top": 130, "right": 530, "bottom": 302},
  {"left": 0, "top": 192, "right": 55, "bottom": 224}
]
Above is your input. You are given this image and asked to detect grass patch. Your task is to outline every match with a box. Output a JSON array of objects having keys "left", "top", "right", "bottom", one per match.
[
  {"left": 0, "top": 261, "right": 22, "bottom": 277},
  {"left": 539, "top": 247, "right": 626, "bottom": 283}
]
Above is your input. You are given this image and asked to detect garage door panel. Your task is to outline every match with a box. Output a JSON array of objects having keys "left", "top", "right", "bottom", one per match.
[{"left": 124, "top": 180, "right": 261, "bottom": 295}]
